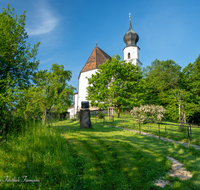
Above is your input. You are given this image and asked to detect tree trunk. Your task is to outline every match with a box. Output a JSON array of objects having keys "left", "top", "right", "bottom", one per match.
[
  {"left": 118, "top": 107, "right": 120, "bottom": 118},
  {"left": 45, "top": 107, "right": 47, "bottom": 125},
  {"left": 182, "top": 105, "right": 186, "bottom": 126},
  {"left": 51, "top": 109, "right": 52, "bottom": 126}
]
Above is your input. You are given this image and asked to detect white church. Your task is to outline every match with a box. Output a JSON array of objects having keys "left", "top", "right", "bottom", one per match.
[{"left": 68, "top": 14, "right": 142, "bottom": 118}]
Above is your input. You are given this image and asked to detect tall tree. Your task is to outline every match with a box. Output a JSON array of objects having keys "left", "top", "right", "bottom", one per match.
[
  {"left": 17, "top": 64, "right": 75, "bottom": 122},
  {"left": 143, "top": 59, "right": 182, "bottom": 120},
  {"left": 0, "top": 4, "right": 40, "bottom": 132},
  {"left": 87, "top": 56, "right": 144, "bottom": 118},
  {"left": 181, "top": 55, "right": 200, "bottom": 123}
]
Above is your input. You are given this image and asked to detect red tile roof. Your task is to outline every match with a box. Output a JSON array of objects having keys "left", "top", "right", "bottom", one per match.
[{"left": 78, "top": 46, "right": 111, "bottom": 79}]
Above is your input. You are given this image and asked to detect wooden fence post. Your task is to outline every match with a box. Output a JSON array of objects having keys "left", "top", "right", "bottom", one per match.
[
  {"left": 187, "top": 124, "right": 190, "bottom": 145},
  {"left": 139, "top": 121, "right": 141, "bottom": 134},
  {"left": 125, "top": 117, "right": 126, "bottom": 127},
  {"left": 165, "top": 120, "right": 166, "bottom": 134},
  {"left": 179, "top": 104, "right": 181, "bottom": 131},
  {"left": 158, "top": 122, "right": 160, "bottom": 140}
]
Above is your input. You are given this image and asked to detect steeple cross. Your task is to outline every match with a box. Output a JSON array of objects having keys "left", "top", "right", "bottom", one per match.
[{"left": 129, "top": 13, "right": 131, "bottom": 18}]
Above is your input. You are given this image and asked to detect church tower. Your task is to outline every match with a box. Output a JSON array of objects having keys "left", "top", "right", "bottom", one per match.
[{"left": 123, "top": 13, "right": 142, "bottom": 67}]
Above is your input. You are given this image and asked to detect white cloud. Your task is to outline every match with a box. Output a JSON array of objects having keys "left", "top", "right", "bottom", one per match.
[
  {"left": 40, "top": 58, "right": 52, "bottom": 65},
  {"left": 26, "top": 7, "right": 58, "bottom": 35}
]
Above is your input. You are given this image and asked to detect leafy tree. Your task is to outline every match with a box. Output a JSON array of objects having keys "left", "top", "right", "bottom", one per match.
[
  {"left": 17, "top": 64, "right": 75, "bottom": 123},
  {"left": 87, "top": 56, "right": 144, "bottom": 118},
  {"left": 143, "top": 59, "right": 182, "bottom": 120},
  {"left": 0, "top": 4, "right": 40, "bottom": 133},
  {"left": 181, "top": 55, "right": 200, "bottom": 123}
]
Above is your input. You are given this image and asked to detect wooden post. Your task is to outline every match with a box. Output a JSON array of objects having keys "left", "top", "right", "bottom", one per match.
[
  {"left": 179, "top": 104, "right": 181, "bottom": 131},
  {"left": 108, "top": 107, "right": 109, "bottom": 120},
  {"left": 139, "top": 121, "right": 141, "bottom": 134},
  {"left": 182, "top": 105, "right": 186, "bottom": 127},
  {"left": 187, "top": 124, "right": 190, "bottom": 145},
  {"left": 165, "top": 120, "right": 166, "bottom": 134},
  {"left": 125, "top": 117, "right": 126, "bottom": 127}
]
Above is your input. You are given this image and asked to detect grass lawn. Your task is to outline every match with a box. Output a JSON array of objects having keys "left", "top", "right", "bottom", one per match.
[
  {"left": 91, "top": 114, "right": 200, "bottom": 146},
  {"left": 0, "top": 119, "right": 200, "bottom": 189}
]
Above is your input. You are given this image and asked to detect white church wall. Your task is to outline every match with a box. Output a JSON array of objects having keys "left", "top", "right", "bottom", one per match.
[
  {"left": 74, "top": 93, "right": 78, "bottom": 116},
  {"left": 78, "top": 69, "right": 98, "bottom": 111},
  {"left": 68, "top": 107, "right": 74, "bottom": 119},
  {"left": 123, "top": 46, "right": 142, "bottom": 67},
  {"left": 123, "top": 46, "right": 139, "bottom": 64}
]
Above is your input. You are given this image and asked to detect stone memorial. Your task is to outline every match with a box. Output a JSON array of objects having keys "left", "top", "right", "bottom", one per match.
[{"left": 80, "top": 101, "right": 92, "bottom": 128}]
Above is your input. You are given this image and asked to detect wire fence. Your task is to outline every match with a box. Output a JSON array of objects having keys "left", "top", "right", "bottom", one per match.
[{"left": 90, "top": 114, "right": 200, "bottom": 145}]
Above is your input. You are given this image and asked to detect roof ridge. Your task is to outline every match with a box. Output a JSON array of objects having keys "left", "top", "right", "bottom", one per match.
[{"left": 78, "top": 46, "right": 111, "bottom": 79}]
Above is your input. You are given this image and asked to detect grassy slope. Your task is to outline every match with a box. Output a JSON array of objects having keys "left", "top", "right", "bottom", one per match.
[
  {"left": 91, "top": 114, "right": 200, "bottom": 146},
  {"left": 0, "top": 120, "right": 200, "bottom": 189}
]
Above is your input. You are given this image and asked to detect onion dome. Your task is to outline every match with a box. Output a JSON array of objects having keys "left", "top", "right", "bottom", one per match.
[{"left": 123, "top": 14, "right": 139, "bottom": 46}]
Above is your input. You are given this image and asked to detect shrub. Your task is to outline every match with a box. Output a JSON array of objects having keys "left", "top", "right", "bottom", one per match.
[
  {"left": 130, "top": 105, "right": 166, "bottom": 123},
  {"left": 97, "top": 113, "right": 105, "bottom": 119}
]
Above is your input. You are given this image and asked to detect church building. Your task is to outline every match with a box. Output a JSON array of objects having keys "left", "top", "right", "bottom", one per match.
[{"left": 68, "top": 14, "right": 142, "bottom": 118}]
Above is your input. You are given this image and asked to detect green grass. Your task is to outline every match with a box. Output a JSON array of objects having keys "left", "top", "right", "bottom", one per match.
[
  {"left": 91, "top": 114, "right": 200, "bottom": 146},
  {"left": 0, "top": 119, "right": 200, "bottom": 189}
]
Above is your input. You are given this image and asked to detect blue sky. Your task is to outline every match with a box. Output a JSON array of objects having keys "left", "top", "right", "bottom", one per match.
[{"left": 1, "top": 0, "right": 200, "bottom": 91}]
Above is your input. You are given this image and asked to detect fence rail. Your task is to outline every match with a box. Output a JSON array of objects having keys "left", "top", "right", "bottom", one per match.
[{"left": 90, "top": 115, "right": 200, "bottom": 145}]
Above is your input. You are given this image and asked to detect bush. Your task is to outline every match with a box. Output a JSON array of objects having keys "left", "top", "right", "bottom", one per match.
[
  {"left": 97, "top": 113, "right": 105, "bottom": 119},
  {"left": 130, "top": 105, "right": 166, "bottom": 123}
]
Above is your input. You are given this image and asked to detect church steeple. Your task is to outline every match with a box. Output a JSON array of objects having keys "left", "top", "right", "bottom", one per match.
[
  {"left": 123, "top": 13, "right": 142, "bottom": 67},
  {"left": 123, "top": 13, "right": 139, "bottom": 47}
]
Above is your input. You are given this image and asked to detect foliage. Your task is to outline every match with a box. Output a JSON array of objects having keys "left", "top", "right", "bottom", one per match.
[
  {"left": 130, "top": 104, "right": 166, "bottom": 123},
  {"left": 87, "top": 55, "right": 144, "bottom": 118},
  {"left": 142, "top": 59, "right": 182, "bottom": 120},
  {"left": 17, "top": 64, "right": 75, "bottom": 122},
  {"left": 0, "top": 4, "right": 40, "bottom": 134},
  {"left": 97, "top": 112, "right": 105, "bottom": 119},
  {"left": 181, "top": 55, "right": 200, "bottom": 123}
]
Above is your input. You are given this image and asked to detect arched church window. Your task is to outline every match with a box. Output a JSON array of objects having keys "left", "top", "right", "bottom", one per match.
[{"left": 128, "top": 53, "right": 130, "bottom": 59}]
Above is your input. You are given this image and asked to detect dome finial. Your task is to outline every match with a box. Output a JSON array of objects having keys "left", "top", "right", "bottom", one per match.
[
  {"left": 123, "top": 13, "right": 139, "bottom": 46},
  {"left": 129, "top": 13, "right": 132, "bottom": 30}
]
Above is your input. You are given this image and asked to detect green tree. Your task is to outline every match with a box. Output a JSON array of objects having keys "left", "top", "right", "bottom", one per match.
[
  {"left": 143, "top": 59, "right": 182, "bottom": 121},
  {"left": 0, "top": 4, "right": 40, "bottom": 133},
  {"left": 87, "top": 56, "right": 144, "bottom": 118},
  {"left": 17, "top": 64, "right": 75, "bottom": 123},
  {"left": 181, "top": 55, "right": 200, "bottom": 123}
]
